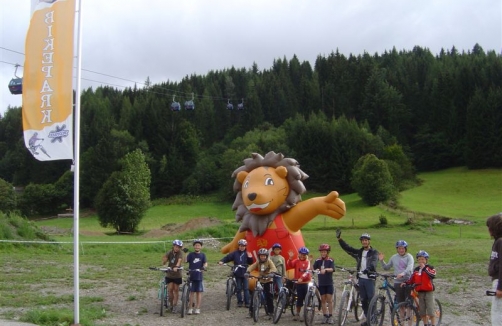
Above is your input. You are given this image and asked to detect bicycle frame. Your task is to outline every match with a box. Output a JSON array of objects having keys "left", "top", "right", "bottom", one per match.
[
  {"left": 337, "top": 267, "right": 363, "bottom": 326},
  {"left": 180, "top": 268, "right": 202, "bottom": 318},
  {"left": 248, "top": 275, "right": 272, "bottom": 323},
  {"left": 393, "top": 284, "right": 442, "bottom": 326},
  {"left": 222, "top": 263, "right": 246, "bottom": 310},
  {"left": 304, "top": 270, "right": 322, "bottom": 326},
  {"left": 368, "top": 272, "right": 397, "bottom": 326},
  {"left": 149, "top": 266, "right": 176, "bottom": 317}
]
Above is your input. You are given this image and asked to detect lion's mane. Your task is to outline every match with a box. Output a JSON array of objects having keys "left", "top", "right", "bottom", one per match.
[{"left": 232, "top": 151, "right": 309, "bottom": 236}]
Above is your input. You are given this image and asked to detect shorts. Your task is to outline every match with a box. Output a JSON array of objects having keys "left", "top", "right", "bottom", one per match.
[
  {"left": 165, "top": 277, "right": 182, "bottom": 285},
  {"left": 417, "top": 291, "right": 435, "bottom": 316},
  {"left": 190, "top": 280, "right": 204, "bottom": 292},
  {"left": 318, "top": 284, "right": 334, "bottom": 296}
]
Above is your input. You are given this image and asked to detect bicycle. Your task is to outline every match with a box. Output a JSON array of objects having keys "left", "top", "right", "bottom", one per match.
[
  {"left": 304, "top": 269, "right": 323, "bottom": 326},
  {"left": 221, "top": 263, "right": 247, "bottom": 310},
  {"left": 180, "top": 268, "right": 204, "bottom": 318},
  {"left": 149, "top": 266, "right": 182, "bottom": 316},
  {"left": 337, "top": 267, "right": 364, "bottom": 326},
  {"left": 391, "top": 284, "right": 442, "bottom": 326},
  {"left": 273, "top": 278, "right": 298, "bottom": 324},
  {"left": 367, "top": 272, "right": 397, "bottom": 326},
  {"left": 248, "top": 274, "right": 275, "bottom": 322}
]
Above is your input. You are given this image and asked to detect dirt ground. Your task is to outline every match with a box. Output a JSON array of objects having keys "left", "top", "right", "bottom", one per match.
[
  {"left": 88, "top": 266, "right": 491, "bottom": 326},
  {"left": 33, "top": 218, "right": 493, "bottom": 326}
]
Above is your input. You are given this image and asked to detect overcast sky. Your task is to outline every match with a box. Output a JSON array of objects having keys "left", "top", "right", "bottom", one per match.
[{"left": 1, "top": 0, "right": 501, "bottom": 116}]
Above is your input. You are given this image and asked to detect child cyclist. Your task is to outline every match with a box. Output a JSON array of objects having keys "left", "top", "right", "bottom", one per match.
[
  {"left": 313, "top": 244, "right": 335, "bottom": 324},
  {"left": 161, "top": 239, "right": 185, "bottom": 313},
  {"left": 186, "top": 239, "right": 208, "bottom": 315},
  {"left": 245, "top": 248, "right": 277, "bottom": 317},
  {"left": 270, "top": 243, "right": 286, "bottom": 292},
  {"left": 287, "top": 246, "right": 312, "bottom": 322},
  {"left": 218, "top": 239, "right": 253, "bottom": 307},
  {"left": 401, "top": 250, "right": 437, "bottom": 326}
]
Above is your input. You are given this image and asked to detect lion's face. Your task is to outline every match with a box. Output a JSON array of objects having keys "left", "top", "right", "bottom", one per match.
[{"left": 237, "top": 166, "right": 290, "bottom": 215}]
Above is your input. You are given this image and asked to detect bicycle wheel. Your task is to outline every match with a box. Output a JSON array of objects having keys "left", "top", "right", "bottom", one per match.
[
  {"left": 252, "top": 289, "right": 261, "bottom": 322},
  {"left": 432, "top": 298, "right": 442, "bottom": 326},
  {"left": 273, "top": 290, "right": 286, "bottom": 324},
  {"left": 180, "top": 284, "right": 190, "bottom": 318},
  {"left": 159, "top": 284, "right": 166, "bottom": 316},
  {"left": 391, "top": 302, "right": 419, "bottom": 326},
  {"left": 367, "top": 295, "right": 386, "bottom": 326},
  {"left": 354, "top": 291, "right": 364, "bottom": 321},
  {"left": 304, "top": 291, "right": 316, "bottom": 326},
  {"left": 225, "top": 278, "right": 234, "bottom": 310},
  {"left": 290, "top": 290, "right": 298, "bottom": 316},
  {"left": 337, "top": 291, "right": 350, "bottom": 326}
]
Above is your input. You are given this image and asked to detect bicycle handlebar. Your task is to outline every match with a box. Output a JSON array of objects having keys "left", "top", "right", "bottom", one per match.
[
  {"left": 221, "top": 263, "right": 246, "bottom": 269},
  {"left": 149, "top": 266, "right": 184, "bottom": 272},
  {"left": 487, "top": 290, "right": 496, "bottom": 296}
]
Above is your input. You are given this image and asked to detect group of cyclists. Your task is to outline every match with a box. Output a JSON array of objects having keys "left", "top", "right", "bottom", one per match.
[{"left": 160, "top": 230, "right": 437, "bottom": 326}]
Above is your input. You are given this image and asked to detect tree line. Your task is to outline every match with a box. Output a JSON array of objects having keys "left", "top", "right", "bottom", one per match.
[{"left": 0, "top": 44, "right": 500, "bottom": 220}]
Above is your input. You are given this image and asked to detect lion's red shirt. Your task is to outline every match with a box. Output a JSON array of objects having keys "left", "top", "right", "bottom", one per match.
[{"left": 245, "top": 214, "right": 305, "bottom": 277}]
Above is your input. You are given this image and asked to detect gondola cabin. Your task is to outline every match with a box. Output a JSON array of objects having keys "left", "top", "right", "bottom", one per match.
[
  {"left": 237, "top": 98, "right": 244, "bottom": 110},
  {"left": 184, "top": 100, "right": 195, "bottom": 110},
  {"left": 226, "top": 100, "right": 234, "bottom": 110},
  {"left": 171, "top": 101, "right": 181, "bottom": 111},
  {"left": 8, "top": 78, "right": 22, "bottom": 95}
]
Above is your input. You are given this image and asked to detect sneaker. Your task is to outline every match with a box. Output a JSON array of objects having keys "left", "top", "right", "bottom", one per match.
[
  {"left": 194, "top": 308, "right": 200, "bottom": 315},
  {"left": 299, "top": 316, "right": 304, "bottom": 322},
  {"left": 238, "top": 302, "right": 243, "bottom": 307},
  {"left": 187, "top": 308, "right": 193, "bottom": 315},
  {"left": 293, "top": 316, "right": 299, "bottom": 321},
  {"left": 321, "top": 315, "right": 328, "bottom": 324},
  {"left": 327, "top": 317, "right": 334, "bottom": 324},
  {"left": 361, "top": 322, "right": 368, "bottom": 326},
  {"left": 171, "top": 306, "right": 178, "bottom": 313},
  {"left": 245, "top": 304, "right": 249, "bottom": 308}
]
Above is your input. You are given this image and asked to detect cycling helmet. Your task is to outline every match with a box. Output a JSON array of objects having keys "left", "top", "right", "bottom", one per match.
[
  {"left": 238, "top": 239, "right": 248, "bottom": 246},
  {"left": 298, "top": 247, "right": 310, "bottom": 255},
  {"left": 272, "top": 243, "right": 282, "bottom": 249},
  {"left": 257, "top": 248, "right": 269, "bottom": 257},
  {"left": 359, "top": 233, "right": 371, "bottom": 240},
  {"left": 172, "top": 239, "right": 183, "bottom": 247},
  {"left": 318, "top": 244, "right": 331, "bottom": 251},
  {"left": 416, "top": 250, "right": 429, "bottom": 259},
  {"left": 192, "top": 239, "right": 203, "bottom": 246},
  {"left": 395, "top": 240, "right": 408, "bottom": 248}
]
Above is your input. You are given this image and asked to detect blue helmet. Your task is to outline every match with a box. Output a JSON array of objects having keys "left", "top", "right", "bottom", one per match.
[
  {"left": 272, "top": 243, "right": 282, "bottom": 249},
  {"left": 395, "top": 240, "right": 408, "bottom": 248},
  {"left": 298, "top": 247, "right": 309, "bottom": 255},
  {"left": 416, "top": 250, "right": 429, "bottom": 259},
  {"left": 172, "top": 239, "right": 183, "bottom": 247}
]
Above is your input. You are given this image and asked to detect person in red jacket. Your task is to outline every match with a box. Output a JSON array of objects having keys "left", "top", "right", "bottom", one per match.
[
  {"left": 287, "top": 246, "right": 312, "bottom": 321},
  {"left": 402, "top": 250, "right": 437, "bottom": 326}
]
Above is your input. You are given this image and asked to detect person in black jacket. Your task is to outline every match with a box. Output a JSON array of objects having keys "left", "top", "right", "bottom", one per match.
[
  {"left": 336, "top": 229, "right": 378, "bottom": 326},
  {"left": 218, "top": 239, "right": 253, "bottom": 307},
  {"left": 487, "top": 212, "right": 502, "bottom": 325}
]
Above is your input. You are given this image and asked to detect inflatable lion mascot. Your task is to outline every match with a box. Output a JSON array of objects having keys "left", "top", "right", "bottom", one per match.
[{"left": 221, "top": 151, "right": 346, "bottom": 274}]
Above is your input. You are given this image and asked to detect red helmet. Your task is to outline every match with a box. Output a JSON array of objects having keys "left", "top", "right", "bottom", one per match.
[{"left": 318, "top": 244, "right": 330, "bottom": 251}]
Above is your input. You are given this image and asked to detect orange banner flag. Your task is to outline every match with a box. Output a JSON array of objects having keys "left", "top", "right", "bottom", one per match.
[{"left": 22, "top": 0, "right": 75, "bottom": 161}]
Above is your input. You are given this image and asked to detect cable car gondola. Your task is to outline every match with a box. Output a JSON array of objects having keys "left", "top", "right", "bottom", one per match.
[
  {"left": 184, "top": 93, "right": 195, "bottom": 110},
  {"left": 237, "top": 98, "right": 244, "bottom": 110},
  {"left": 8, "top": 64, "right": 23, "bottom": 95},
  {"left": 171, "top": 95, "right": 181, "bottom": 111},
  {"left": 226, "top": 99, "right": 234, "bottom": 110}
]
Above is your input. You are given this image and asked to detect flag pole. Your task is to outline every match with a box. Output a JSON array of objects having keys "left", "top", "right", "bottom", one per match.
[{"left": 73, "top": 0, "right": 83, "bottom": 324}]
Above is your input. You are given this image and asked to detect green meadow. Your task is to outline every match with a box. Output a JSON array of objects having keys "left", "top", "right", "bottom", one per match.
[{"left": 0, "top": 167, "right": 501, "bottom": 325}]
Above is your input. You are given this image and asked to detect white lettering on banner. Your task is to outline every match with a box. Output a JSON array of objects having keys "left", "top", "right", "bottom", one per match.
[
  {"left": 39, "top": 11, "right": 56, "bottom": 123},
  {"left": 41, "top": 110, "right": 53, "bottom": 124}
]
